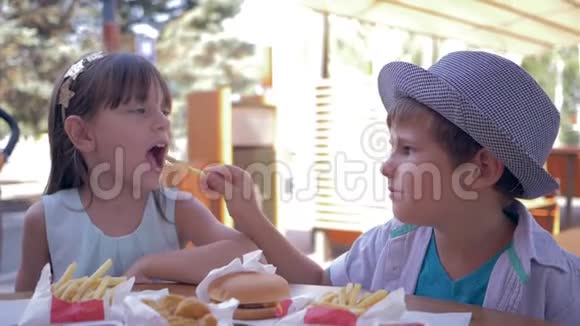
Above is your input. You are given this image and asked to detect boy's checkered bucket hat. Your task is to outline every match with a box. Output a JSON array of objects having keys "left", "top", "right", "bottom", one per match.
[{"left": 378, "top": 50, "right": 560, "bottom": 199}]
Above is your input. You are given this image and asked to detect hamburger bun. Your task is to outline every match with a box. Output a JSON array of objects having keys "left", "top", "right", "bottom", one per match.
[
  {"left": 232, "top": 305, "right": 278, "bottom": 320},
  {"left": 208, "top": 272, "right": 290, "bottom": 320}
]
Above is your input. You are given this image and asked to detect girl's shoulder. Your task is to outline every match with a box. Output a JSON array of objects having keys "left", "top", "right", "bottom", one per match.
[
  {"left": 40, "top": 188, "right": 83, "bottom": 219},
  {"left": 40, "top": 189, "right": 93, "bottom": 236},
  {"left": 21, "top": 199, "right": 47, "bottom": 234},
  {"left": 41, "top": 188, "right": 80, "bottom": 206}
]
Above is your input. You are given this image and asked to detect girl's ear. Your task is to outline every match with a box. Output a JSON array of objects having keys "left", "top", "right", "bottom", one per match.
[{"left": 64, "top": 115, "right": 95, "bottom": 153}]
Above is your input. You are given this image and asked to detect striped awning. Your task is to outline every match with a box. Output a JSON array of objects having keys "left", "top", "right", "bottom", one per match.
[{"left": 300, "top": 0, "right": 580, "bottom": 55}]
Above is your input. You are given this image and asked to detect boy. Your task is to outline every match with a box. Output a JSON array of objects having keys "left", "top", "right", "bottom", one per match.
[{"left": 202, "top": 51, "right": 580, "bottom": 325}]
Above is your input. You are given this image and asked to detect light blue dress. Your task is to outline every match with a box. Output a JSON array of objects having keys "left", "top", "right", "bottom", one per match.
[{"left": 43, "top": 188, "right": 183, "bottom": 280}]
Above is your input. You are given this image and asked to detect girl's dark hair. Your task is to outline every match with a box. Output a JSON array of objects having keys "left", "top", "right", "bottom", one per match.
[
  {"left": 45, "top": 52, "right": 173, "bottom": 221},
  {"left": 387, "top": 97, "right": 524, "bottom": 198}
]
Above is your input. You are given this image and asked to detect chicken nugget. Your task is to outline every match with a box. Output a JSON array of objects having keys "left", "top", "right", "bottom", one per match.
[
  {"left": 142, "top": 298, "right": 171, "bottom": 319},
  {"left": 175, "top": 297, "right": 210, "bottom": 319},
  {"left": 198, "top": 313, "right": 217, "bottom": 326},
  {"left": 166, "top": 315, "right": 198, "bottom": 326},
  {"left": 160, "top": 294, "right": 186, "bottom": 314}
]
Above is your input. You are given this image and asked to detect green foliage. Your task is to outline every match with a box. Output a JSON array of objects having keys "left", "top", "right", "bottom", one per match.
[
  {"left": 521, "top": 51, "right": 556, "bottom": 101},
  {"left": 0, "top": 0, "right": 100, "bottom": 138},
  {"left": 0, "top": 0, "right": 260, "bottom": 140},
  {"left": 156, "top": 0, "right": 258, "bottom": 94},
  {"left": 117, "top": 0, "right": 198, "bottom": 32},
  {"left": 328, "top": 15, "right": 373, "bottom": 77},
  {"left": 326, "top": 17, "right": 428, "bottom": 78},
  {"left": 154, "top": 0, "right": 260, "bottom": 137},
  {"left": 521, "top": 45, "right": 580, "bottom": 146}
]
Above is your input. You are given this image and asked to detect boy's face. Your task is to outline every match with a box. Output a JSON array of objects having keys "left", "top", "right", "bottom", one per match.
[{"left": 381, "top": 110, "right": 464, "bottom": 226}]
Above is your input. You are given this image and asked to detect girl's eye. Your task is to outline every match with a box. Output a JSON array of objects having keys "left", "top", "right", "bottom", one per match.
[
  {"left": 402, "top": 146, "right": 413, "bottom": 154},
  {"left": 132, "top": 108, "right": 146, "bottom": 114},
  {"left": 162, "top": 109, "right": 171, "bottom": 116}
]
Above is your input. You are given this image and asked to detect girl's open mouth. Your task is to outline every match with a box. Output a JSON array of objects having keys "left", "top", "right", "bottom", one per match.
[{"left": 146, "top": 144, "right": 167, "bottom": 172}]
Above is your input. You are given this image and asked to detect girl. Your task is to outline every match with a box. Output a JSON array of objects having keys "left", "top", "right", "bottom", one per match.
[{"left": 15, "top": 52, "right": 258, "bottom": 291}]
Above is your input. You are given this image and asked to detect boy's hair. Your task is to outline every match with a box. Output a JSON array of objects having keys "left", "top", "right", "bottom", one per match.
[
  {"left": 45, "top": 52, "right": 172, "bottom": 219},
  {"left": 387, "top": 97, "right": 524, "bottom": 198}
]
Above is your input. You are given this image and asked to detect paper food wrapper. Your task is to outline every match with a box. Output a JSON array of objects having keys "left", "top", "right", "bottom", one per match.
[
  {"left": 276, "top": 287, "right": 411, "bottom": 326},
  {"left": 195, "top": 249, "right": 276, "bottom": 303},
  {"left": 123, "top": 289, "right": 239, "bottom": 326},
  {"left": 193, "top": 250, "right": 422, "bottom": 325},
  {"left": 18, "top": 263, "right": 134, "bottom": 326}
]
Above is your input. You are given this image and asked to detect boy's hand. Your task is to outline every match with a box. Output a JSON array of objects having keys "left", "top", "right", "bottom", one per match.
[
  {"left": 201, "top": 164, "right": 327, "bottom": 286},
  {"left": 201, "top": 164, "right": 264, "bottom": 233}
]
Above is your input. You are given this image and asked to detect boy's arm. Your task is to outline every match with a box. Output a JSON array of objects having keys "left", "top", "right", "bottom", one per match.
[
  {"left": 236, "top": 208, "right": 331, "bottom": 285},
  {"left": 201, "top": 165, "right": 331, "bottom": 285},
  {"left": 551, "top": 257, "right": 580, "bottom": 325},
  {"left": 203, "top": 165, "right": 393, "bottom": 289},
  {"left": 15, "top": 202, "right": 50, "bottom": 292}
]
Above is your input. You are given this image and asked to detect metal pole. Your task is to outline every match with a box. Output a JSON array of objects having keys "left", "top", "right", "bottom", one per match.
[
  {"left": 102, "top": 0, "right": 120, "bottom": 52},
  {"left": 321, "top": 12, "right": 330, "bottom": 79}
]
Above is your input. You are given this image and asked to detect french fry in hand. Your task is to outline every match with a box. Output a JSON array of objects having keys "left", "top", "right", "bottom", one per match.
[
  {"left": 50, "top": 259, "right": 127, "bottom": 304},
  {"left": 311, "top": 283, "right": 389, "bottom": 316}
]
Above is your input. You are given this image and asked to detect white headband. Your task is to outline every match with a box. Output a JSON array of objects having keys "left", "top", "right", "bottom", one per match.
[{"left": 58, "top": 51, "right": 105, "bottom": 120}]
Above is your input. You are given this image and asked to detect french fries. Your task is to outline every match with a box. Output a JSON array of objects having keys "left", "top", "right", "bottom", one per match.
[
  {"left": 142, "top": 294, "right": 217, "bottom": 326},
  {"left": 311, "top": 283, "right": 388, "bottom": 316},
  {"left": 50, "top": 259, "right": 127, "bottom": 303}
]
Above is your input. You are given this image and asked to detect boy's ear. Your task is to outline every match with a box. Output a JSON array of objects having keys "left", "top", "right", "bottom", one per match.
[
  {"left": 63, "top": 115, "right": 95, "bottom": 153},
  {"left": 468, "top": 148, "right": 504, "bottom": 190}
]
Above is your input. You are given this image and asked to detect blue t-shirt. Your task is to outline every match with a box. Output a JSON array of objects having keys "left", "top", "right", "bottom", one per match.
[{"left": 414, "top": 231, "right": 511, "bottom": 306}]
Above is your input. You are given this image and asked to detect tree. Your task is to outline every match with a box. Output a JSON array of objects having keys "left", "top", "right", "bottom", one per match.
[
  {"left": 559, "top": 46, "right": 580, "bottom": 146},
  {"left": 154, "top": 0, "right": 260, "bottom": 137},
  {"left": 521, "top": 50, "right": 557, "bottom": 101},
  {"left": 117, "top": 0, "right": 199, "bottom": 33},
  {"left": 0, "top": 0, "right": 259, "bottom": 139},
  {"left": 0, "top": 0, "right": 100, "bottom": 138},
  {"left": 521, "top": 46, "right": 580, "bottom": 146},
  {"left": 157, "top": 2, "right": 258, "bottom": 93},
  {"left": 327, "top": 14, "right": 373, "bottom": 77}
]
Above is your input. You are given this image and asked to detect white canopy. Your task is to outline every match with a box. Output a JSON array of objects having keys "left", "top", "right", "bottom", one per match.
[{"left": 301, "top": 0, "right": 580, "bottom": 55}]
